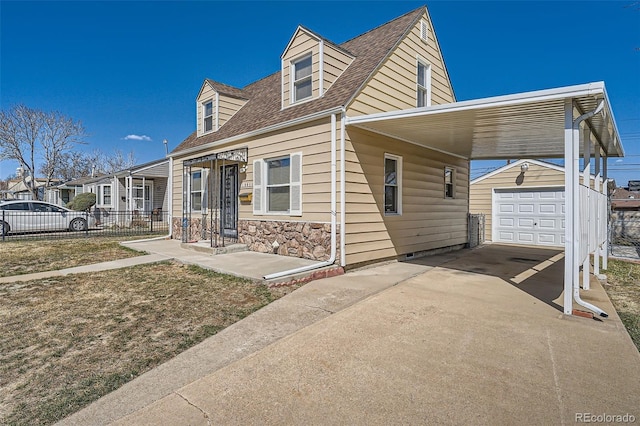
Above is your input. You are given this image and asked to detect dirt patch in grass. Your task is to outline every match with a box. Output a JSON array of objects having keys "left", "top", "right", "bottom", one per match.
[
  {"left": 0, "top": 238, "right": 144, "bottom": 277},
  {"left": 0, "top": 262, "right": 299, "bottom": 425},
  {"left": 604, "top": 259, "right": 640, "bottom": 352}
]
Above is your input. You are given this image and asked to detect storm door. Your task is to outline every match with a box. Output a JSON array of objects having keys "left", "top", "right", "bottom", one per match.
[{"left": 220, "top": 164, "right": 239, "bottom": 238}]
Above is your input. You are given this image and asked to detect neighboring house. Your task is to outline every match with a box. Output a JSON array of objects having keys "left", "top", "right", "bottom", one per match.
[
  {"left": 171, "top": 6, "right": 463, "bottom": 265},
  {"left": 611, "top": 187, "right": 640, "bottom": 211},
  {"left": 470, "top": 159, "right": 601, "bottom": 247},
  {"left": 6, "top": 176, "right": 61, "bottom": 201},
  {"left": 48, "top": 158, "right": 170, "bottom": 224},
  {"left": 168, "top": 0, "right": 624, "bottom": 305}
]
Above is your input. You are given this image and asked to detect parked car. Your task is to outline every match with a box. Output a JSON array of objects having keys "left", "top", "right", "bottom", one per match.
[{"left": 0, "top": 200, "right": 93, "bottom": 236}]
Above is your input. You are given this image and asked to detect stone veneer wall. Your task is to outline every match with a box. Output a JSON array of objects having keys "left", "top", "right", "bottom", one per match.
[
  {"left": 238, "top": 220, "right": 339, "bottom": 261},
  {"left": 172, "top": 217, "right": 203, "bottom": 242}
]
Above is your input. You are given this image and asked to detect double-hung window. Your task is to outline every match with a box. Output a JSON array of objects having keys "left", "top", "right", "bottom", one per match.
[
  {"left": 384, "top": 154, "right": 402, "bottom": 215},
  {"left": 253, "top": 153, "right": 302, "bottom": 216},
  {"left": 190, "top": 170, "right": 203, "bottom": 211},
  {"left": 444, "top": 167, "right": 455, "bottom": 198},
  {"left": 417, "top": 60, "right": 431, "bottom": 107},
  {"left": 97, "top": 184, "right": 112, "bottom": 207},
  {"left": 203, "top": 100, "right": 214, "bottom": 133},
  {"left": 292, "top": 54, "right": 312, "bottom": 102}
]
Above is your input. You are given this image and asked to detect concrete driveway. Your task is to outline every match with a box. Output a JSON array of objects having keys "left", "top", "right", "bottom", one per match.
[{"left": 67, "top": 245, "right": 640, "bottom": 425}]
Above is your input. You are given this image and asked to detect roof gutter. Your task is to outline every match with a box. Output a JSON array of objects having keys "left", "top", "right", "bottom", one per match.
[
  {"left": 346, "top": 82, "right": 607, "bottom": 126},
  {"left": 172, "top": 106, "right": 345, "bottom": 158},
  {"left": 571, "top": 99, "right": 608, "bottom": 318}
]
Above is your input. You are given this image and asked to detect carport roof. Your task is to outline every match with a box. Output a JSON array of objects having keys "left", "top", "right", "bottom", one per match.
[{"left": 345, "top": 82, "right": 624, "bottom": 160}]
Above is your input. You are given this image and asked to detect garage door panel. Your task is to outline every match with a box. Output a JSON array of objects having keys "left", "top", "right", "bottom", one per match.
[
  {"left": 494, "top": 188, "right": 564, "bottom": 247},
  {"left": 538, "top": 218, "right": 558, "bottom": 229},
  {"left": 499, "top": 231, "right": 515, "bottom": 242},
  {"left": 499, "top": 218, "right": 515, "bottom": 227},
  {"left": 517, "top": 232, "right": 534, "bottom": 243},
  {"left": 539, "top": 204, "right": 559, "bottom": 214},
  {"left": 518, "top": 218, "right": 534, "bottom": 228},
  {"left": 518, "top": 204, "right": 534, "bottom": 213}
]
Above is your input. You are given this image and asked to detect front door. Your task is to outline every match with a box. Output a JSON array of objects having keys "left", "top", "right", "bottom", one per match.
[{"left": 220, "top": 164, "right": 239, "bottom": 238}]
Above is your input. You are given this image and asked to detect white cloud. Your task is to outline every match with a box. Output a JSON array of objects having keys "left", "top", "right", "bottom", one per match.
[
  {"left": 123, "top": 134, "right": 152, "bottom": 142},
  {"left": 616, "top": 159, "right": 623, "bottom": 163}
]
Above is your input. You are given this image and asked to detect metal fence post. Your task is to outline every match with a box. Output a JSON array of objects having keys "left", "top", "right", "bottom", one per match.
[
  {"left": 2, "top": 210, "right": 5, "bottom": 242},
  {"left": 85, "top": 211, "right": 89, "bottom": 237}
]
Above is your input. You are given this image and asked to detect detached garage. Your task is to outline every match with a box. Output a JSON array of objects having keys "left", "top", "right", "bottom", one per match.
[{"left": 470, "top": 159, "right": 585, "bottom": 247}]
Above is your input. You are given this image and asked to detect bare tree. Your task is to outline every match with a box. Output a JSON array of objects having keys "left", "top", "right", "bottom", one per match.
[
  {"left": 40, "top": 111, "right": 87, "bottom": 188},
  {"left": 53, "top": 149, "right": 137, "bottom": 181},
  {"left": 0, "top": 105, "right": 44, "bottom": 199},
  {"left": 0, "top": 104, "right": 86, "bottom": 200},
  {"left": 102, "top": 149, "right": 136, "bottom": 174}
]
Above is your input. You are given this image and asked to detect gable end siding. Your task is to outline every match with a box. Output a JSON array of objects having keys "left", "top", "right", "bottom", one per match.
[{"left": 347, "top": 11, "right": 454, "bottom": 116}]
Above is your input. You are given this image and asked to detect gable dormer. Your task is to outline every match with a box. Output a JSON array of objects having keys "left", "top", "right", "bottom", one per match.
[
  {"left": 281, "top": 26, "right": 354, "bottom": 109},
  {"left": 196, "top": 79, "right": 248, "bottom": 136}
]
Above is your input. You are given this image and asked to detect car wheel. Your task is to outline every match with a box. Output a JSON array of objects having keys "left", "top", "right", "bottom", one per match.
[
  {"left": 69, "top": 217, "right": 87, "bottom": 232},
  {"left": 0, "top": 221, "right": 9, "bottom": 236}
]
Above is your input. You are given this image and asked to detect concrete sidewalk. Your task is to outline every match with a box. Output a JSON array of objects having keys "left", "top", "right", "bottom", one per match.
[
  {"left": 0, "top": 238, "right": 335, "bottom": 284},
  {"left": 59, "top": 244, "right": 640, "bottom": 425}
]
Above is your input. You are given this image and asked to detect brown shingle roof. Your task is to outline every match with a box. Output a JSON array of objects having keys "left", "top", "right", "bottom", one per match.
[
  {"left": 205, "top": 79, "right": 249, "bottom": 100},
  {"left": 173, "top": 7, "right": 424, "bottom": 155},
  {"left": 611, "top": 188, "right": 640, "bottom": 210}
]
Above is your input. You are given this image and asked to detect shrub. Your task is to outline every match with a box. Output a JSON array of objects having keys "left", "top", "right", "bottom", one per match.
[{"left": 66, "top": 192, "right": 96, "bottom": 211}]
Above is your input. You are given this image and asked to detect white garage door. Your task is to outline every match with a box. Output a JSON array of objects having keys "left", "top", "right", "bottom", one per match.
[{"left": 493, "top": 188, "right": 565, "bottom": 247}]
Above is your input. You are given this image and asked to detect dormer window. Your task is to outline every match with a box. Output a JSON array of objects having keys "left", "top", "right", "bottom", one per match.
[
  {"left": 292, "top": 54, "right": 312, "bottom": 102},
  {"left": 203, "top": 100, "right": 214, "bottom": 133}
]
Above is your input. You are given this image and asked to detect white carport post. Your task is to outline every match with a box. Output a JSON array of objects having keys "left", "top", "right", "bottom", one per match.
[
  {"left": 582, "top": 127, "right": 591, "bottom": 291},
  {"left": 602, "top": 157, "right": 609, "bottom": 270},
  {"left": 593, "top": 146, "right": 601, "bottom": 277},
  {"left": 563, "top": 99, "right": 576, "bottom": 315}
]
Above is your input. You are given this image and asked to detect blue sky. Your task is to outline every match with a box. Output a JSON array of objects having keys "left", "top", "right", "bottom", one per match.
[{"left": 1, "top": 1, "right": 639, "bottom": 185}]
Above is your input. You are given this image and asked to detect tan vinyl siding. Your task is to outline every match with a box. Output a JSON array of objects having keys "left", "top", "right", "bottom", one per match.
[
  {"left": 196, "top": 83, "right": 216, "bottom": 136},
  {"left": 282, "top": 30, "right": 320, "bottom": 106},
  {"left": 218, "top": 95, "right": 247, "bottom": 128},
  {"left": 171, "top": 119, "right": 337, "bottom": 225},
  {"left": 323, "top": 43, "right": 354, "bottom": 95},
  {"left": 344, "top": 126, "right": 468, "bottom": 265},
  {"left": 469, "top": 163, "right": 565, "bottom": 242},
  {"left": 347, "top": 11, "right": 454, "bottom": 116}
]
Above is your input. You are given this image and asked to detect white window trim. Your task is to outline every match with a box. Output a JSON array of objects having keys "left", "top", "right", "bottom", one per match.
[
  {"left": 96, "top": 183, "right": 113, "bottom": 208},
  {"left": 417, "top": 56, "right": 432, "bottom": 108},
  {"left": 291, "top": 53, "right": 313, "bottom": 104},
  {"left": 202, "top": 99, "right": 215, "bottom": 134},
  {"left": 444, "top": 166, "right": 455, "bottom": 199},
  {"left": 189, "top": 169, "right": 206, "bottom": 213},
  {"left": 253, "top": 153, "right": 303, "bottom": 216},
  {"left": 384, "top": 153, "right": 402, "bottom": 216}
]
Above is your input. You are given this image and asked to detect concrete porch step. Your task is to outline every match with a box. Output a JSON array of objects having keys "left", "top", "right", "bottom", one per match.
[{"left": 180, "top": 241, "right": 248, "bottom": 255}]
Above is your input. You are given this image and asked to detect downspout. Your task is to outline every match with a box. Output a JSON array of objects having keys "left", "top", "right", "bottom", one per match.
[
  {"left": 572, "top": 99, "right": 608, "bottom": 317},
  {"left": 125, "top": 157, "right": 173, "bottom": 243},
  {"left": 263, "top": 113, "right": 338, "bottom": 280},
  {"left": 340, "top": 107, "right": 346, "bottom": 267}
]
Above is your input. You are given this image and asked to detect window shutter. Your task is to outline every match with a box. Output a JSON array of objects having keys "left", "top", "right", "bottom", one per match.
[
  {"left": 289, "top": 152, "right": 302, "bottom": 216},
  {"left": 253, "top": 159, "right": 263, "bottom": 214}
]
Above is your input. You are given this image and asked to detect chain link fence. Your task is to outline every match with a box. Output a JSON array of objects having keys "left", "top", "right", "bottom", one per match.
[{"left": 610, "top": 209, "right": 640, "bottom": 260}]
